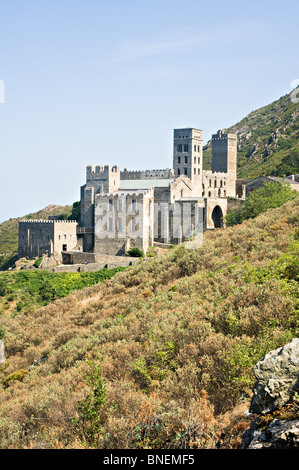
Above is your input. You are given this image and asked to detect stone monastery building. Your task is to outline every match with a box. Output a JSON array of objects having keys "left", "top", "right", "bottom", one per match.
[{"left": 18, "top": 128, "right": 238, "bottom": 263}]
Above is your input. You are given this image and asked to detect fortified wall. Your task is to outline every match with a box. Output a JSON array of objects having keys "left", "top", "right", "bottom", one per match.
[
  {"left": 18, "top": 220, "right": 78, "bottom": 261},
  {"left": 18, "top": 127, "right": 240, "bottom": 263},
  {"left": 120, "top": 168, "right": 174, "bottom": 180}
]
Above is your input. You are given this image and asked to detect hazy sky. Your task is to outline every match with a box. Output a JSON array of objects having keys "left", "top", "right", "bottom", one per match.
[{"left": 0, "top": 0, "right": 298, "bottom": 222}]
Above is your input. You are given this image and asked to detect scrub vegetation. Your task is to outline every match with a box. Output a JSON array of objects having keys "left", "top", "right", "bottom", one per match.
[{"left": 0, "top": 193, "right": 298, "bottom": 449}]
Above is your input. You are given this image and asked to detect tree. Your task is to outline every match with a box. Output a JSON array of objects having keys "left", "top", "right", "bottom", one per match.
[{"left": 225, "top": 181, "right": 298, "bottom": 226}]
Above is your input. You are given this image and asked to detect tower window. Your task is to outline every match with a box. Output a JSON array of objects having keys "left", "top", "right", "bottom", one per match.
[
  {"left": 178, "top": 156, "right": 181, "bottom": 164},
  {"left": 109, "top": 217, "right": 113, "bottom": 231},
  {"left": 109, "top": 199, "right": 113, "bottom": 211},
  {"left": 198, "top": 157, "right": 200, "bottom": 164},
  {"left": 132, "top": 199, "right": 136, "bottom": 211},
  {"left": 177, "top": 168, "right": 181, "bottom": 176},
  {"left": 118, "top": 217, "right": 122, "bottom": 232},
  {"left": 194, "top": 157, "right": 196, "bottom": 164},
  {"left": 132, "top": 217, "right": 136, "bottom": 232},
  {"left": 178, "top": 144, "right": 182, "bottom": 152},
  {"left": 185, "top": 156, "right": 188, "bottom": 164},
  {"left": 194, "top": 145, "right": 196, "bottom": 152},
  {"left": 184, "top": 144, "right": 189, "bottom": 152},
  {"left": 184, "top": 167, "right": 187, "bottom": 175}
]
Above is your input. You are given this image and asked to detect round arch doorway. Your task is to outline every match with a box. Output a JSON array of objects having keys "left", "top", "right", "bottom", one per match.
[{"left": 211, "top": 205, "right": 223, "bottom": 228}]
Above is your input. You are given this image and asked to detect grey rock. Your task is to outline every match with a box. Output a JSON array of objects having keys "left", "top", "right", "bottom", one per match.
[
  {"left": 250, "top": 338, "right": 299, "bottom": 414},
  {"left": 241, "top": 418, "right": 299, "bottom": 449}
]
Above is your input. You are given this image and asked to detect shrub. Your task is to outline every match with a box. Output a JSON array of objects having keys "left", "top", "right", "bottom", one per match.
[
  {"left": 226, "top": 181, "right": 298, "bottom": 226},
  {"left": 3, "top": 369, "right": 29, "bottom": 387},
  {"left": 73, "top": 359, "right": 108, "bottom": 446},
  {"left": 128, "top": 247, "right": 144, "bottom": 258},
  {"left": 33, "top": 257, "right": 42, "bottom": 268}
]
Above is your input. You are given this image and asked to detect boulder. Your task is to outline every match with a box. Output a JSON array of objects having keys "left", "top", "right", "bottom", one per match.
[
  {"left": 250, "top": 338, "right": 299, "bottom": 414},
  {"left": 241, "top": 418, "right": 299, "bottom": 449},
  {"left": 240, "top": 338, "right": 299, "bottom": 449}
]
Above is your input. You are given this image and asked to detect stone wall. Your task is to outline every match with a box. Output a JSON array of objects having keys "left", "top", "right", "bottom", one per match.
[
  {"left": 205, "top": 198, "right": 228, "bottom": 229},
  {"left": 210, "top": 130, "right": 237, "bottom": 198},
  {"left": 121, "top": 168, "right": 174, "bottom": 180},
  {"left": 19, "top": 220, "right": 55, "bottom": 259},
  {"left": 42, "top": 257, "right": 140, "bottom": 273},
  {"left": 94, "top": 189, "right": 154, "bottom": 256},
  {"left": 173, "top": 128, "right": 203, "bottom": 190},
  {"left": 18, "top": 220, "right": 77, "bottom": 261}
]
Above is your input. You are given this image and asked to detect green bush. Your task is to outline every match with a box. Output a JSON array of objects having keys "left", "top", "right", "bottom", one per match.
[
  {"left": 226, "top": 181, "right": 298, "bottom": 226},
  {"left": 74, "top": 359, "right": 108, "bottom": 446},
  {"left": 33, "top": 257, "right": 42, "bottom": 268},
  {"left": 128, "top": 247, "right": 144, "bottom": 258},
  {"left": 3, "top": 369, "right": 29, "bottom": 387}
]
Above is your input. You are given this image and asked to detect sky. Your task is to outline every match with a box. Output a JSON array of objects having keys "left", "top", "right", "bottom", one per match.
[{"left": 0, "top": 0, "right": 298, "bottom": 222}]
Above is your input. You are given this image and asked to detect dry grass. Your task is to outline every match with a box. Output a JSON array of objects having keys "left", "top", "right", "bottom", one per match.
[{"left": 0, "top": 198, "right": 298, "bottom": 448}]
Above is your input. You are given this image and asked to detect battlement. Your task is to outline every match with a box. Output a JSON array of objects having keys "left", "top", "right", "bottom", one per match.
[
  {"left": 86, "top": 165, "right": 120, "bottom": 181},
  {"left": 203, "top": 170, "right": 227, "bottom": 177},
  {"left": 121, "top": 168, "right": 174, "bottom": 180},
  {"left": 19, "top": 219, "right": 77, "bottom": 224},
  {"left": 173, "top": 128, "right": 203, "bottom": 140},
  {"left": 96, "top": 187, "right": 153, "bottom": 198},
  {"left": 212, "top": 130, "right": 237, "bottom": 141}
]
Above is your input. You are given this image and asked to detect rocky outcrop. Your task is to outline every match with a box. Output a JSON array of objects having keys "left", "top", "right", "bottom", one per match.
[
  {"left": 250, "top": 338, "right": 299, "bottom": 414},
  {"left": 241, "top": 418, "right": 299, "bottom": 449},
  {"left": 241, "top": 338, "right": 299, "bottom": 449}
]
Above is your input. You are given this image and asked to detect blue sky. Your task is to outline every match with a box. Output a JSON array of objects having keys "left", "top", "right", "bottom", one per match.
[{"left": 0, "top": 0, "right": 298, "bottom": 222}]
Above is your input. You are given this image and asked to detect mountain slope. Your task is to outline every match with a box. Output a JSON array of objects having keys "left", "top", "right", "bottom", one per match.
[
  {"left": 0, "top": 204, "right": 73, "bottom": 270},
  {"left": 203, "top": 87, "right": 299, "bottom": 178},
  {"left": 0, "top": 197, "right": 298, "bottom": 449}
]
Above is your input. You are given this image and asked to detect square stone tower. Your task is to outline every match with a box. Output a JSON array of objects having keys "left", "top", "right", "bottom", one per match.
[
  {"left": 173, "top": 128, "right": 203, "bottom": 195},
  {"left": 80, "top": 164, "right": 120, "bottom": 251},
  {"left": 211, "top": 130, "right": 237, "bottom": 178},
  {"left": 211, "top": 130, "right": 237, "bottom": 197}
]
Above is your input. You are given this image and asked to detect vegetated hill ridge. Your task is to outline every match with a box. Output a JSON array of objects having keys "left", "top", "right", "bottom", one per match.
[
  {"left": 0, "top": 196, "right": 298, "bottom": 449},
  {"left": 203, "top": 86, "right": 299, "bottom": 178},
  {"left": 0, "top": 204, "right": 72, "bottom": 269}
]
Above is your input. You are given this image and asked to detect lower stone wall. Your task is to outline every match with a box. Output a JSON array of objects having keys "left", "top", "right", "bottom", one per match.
[
  {"left": 226, "top": 197, "right": 245, "bottom": 212},
  {"left": 41, "top": 257, "right": 140, "bottom": 273}
]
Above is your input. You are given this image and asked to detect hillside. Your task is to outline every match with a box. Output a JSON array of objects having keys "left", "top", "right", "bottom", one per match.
[
  {"left": 0, "top": 204, "right": 73, "bottom": 270},
  {"left": 203, "top": 87, "right": 299, "bottom": 178},
  {"left": 0, "top": 196, "right": 298, "bottom": 449}
]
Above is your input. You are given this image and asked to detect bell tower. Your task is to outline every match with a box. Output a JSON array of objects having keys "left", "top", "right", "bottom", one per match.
[{"left": 173, "top": 128, "right": 203, "bottom": 194}]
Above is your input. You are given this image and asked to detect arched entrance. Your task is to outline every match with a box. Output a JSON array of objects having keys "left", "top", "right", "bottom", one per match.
[{"left": 211, "top": 205, "right": 223, "bottom": 228}]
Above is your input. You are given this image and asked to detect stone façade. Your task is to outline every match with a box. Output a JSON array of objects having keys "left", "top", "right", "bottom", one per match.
[{"left": 18, "top": 127, "right": 239, "bottom": 262}]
